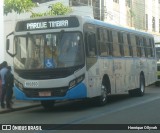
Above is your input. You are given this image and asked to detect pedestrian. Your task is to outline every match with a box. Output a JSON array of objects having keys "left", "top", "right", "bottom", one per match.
[
  {"left": 5, "top": 66, "right": 14, "bottom": 109},
  {"left": 0, "top": 61, "right": 8, "bottom": 108}
]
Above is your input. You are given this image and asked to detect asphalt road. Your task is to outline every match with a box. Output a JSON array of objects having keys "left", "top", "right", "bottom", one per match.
[{"left": 0, "top": 84, "right": 160, "bottom": 133}]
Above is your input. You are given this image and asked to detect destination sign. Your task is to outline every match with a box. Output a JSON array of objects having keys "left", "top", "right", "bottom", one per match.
[
  {"left": 26, "top": 20, "right": 69, "bottom": 30},
  {"left": 15, "top": 17, "right": 79, "bottom": 31}
]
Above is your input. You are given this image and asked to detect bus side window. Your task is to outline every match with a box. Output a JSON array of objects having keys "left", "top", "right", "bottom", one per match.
[
  {"left": 108, "top": 30, "right": 113, "bottom": 56},
  {"left": 99, "top": 28, "right": 108, "bottom": 56},
  {"left": 130, "top": 34, "right": 137, "bottom": 57},
  {"left": 85, "top": 33, "right": 97, "bottom": 57},
  {"left": 149, "top": 38, "right": 155, "bottom": 57},
  {"left": 136, "top": 36, "right": 141, "bottom": 57},
  {"left": 151, "top": 38, "right": 155, "bottom": 57},
  {"left": 143, "top": 37, "right": 148, "bottom": 57},
  {"left": 118, "top": 32, "right": 124, "bottom": 56},
  {"left": 146, "top": 38, "right": 151, "bottom": 57},
  {"left": 123, "top": 33, "right": 130, "bottom": 57},
  {"left": 112, "top": 30, "right": 121, "bottom": 57},
  {"left": 140, "top": 37, "right": 145, "bottom": 57},
  {"left": 127, "top": 33, "right": 133, "bottom": 56}
]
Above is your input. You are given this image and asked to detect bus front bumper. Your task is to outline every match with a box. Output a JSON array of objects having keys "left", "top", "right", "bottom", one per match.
[{"left": 13, "top": 83, "right": 87, "bottom": 101}]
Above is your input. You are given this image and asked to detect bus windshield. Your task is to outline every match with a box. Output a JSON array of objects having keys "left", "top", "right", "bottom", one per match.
[{"left": 14, "top": 32, "right": 84, "bottom": 70}]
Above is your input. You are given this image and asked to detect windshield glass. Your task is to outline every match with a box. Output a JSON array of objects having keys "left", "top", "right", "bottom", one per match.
[
  {"left": 156, "top": 47, "right": 160, "bottom": 61},
  {"left": 14, "top": 32, "right": 84, "bottom": 70}
]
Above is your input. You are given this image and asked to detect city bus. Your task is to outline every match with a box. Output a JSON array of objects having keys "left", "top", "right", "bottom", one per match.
[
  {"left": 155, "top": 42, "right": 160, "bottom": 86},
  {"left": 6, "top": 15, "right": 157, "bottom": 109}
]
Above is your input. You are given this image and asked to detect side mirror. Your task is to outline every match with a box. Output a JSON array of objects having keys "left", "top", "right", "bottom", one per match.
[
  {"left": 6, "top": 31, "right": 16, "bottom": 57},
  {"left": 6, "top": 39, "right": 10, "bottom": 51}
]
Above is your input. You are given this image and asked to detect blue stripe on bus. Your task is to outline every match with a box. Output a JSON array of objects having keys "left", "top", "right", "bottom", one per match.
[{"left": 13, "top": 83, "right": 87, "bottom": 101}]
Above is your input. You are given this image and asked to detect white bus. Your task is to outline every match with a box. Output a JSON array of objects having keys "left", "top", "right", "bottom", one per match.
[{"left": 6, "top": 15, "right": 157, "bottom": 109}]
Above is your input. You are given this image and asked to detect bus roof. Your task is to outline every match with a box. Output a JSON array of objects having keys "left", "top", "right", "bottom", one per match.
[
  {"left": 15, "top": 15, "right": 153, "bottom": 37},
  {"left": 80, "top": 16, "right": 153, "bottom": 37}
]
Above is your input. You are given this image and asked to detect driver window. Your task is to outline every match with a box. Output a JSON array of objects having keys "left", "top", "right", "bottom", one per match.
[{"left": 86, "top": 33, "right": 97, "bottom": 57}]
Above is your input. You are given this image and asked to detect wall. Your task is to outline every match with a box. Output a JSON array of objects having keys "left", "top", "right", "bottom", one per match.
[{"left": 0, "top": 0, "right": 4, "bottom": 63}]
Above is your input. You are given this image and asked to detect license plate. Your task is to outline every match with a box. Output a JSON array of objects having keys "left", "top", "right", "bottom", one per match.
[{"left": 39, "top": 91, "right": 51, "bottom": 97}]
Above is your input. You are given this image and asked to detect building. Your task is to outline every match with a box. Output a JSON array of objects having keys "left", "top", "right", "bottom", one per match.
[
  {"left": 3, "top": 0, "right": 160, "bottom": 64},
  {"left": 100, "top": 0, "right": 160, "bottom": 35},
  {"left": 0, "top": 0, "right": 4, "bottom": 63}
]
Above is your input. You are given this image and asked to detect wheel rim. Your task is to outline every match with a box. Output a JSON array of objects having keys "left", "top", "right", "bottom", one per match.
[
  {"left": 101, "top": 84, "right": 107, "bottom": 102},
  {"left": 140, "top": 79, "right": 144, "bottom": 93}
]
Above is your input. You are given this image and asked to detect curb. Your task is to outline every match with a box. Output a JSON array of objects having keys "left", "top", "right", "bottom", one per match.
[{"left": 0, "top": 104, "right": 41, "bottom": 114}]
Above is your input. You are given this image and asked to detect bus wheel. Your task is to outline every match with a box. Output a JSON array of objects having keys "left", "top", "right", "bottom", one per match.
[
  {"left": 95, "top": 82, "right": 108, "bottom": 106},
  {"left": 41, "top": 100, "right": 55, "bottom": 110},
  {"left": 136, "top": 74, "right": 145, "bottom": 96},
  {"left": 129, "top": 74, "right": 145, "bottom": 97},
  {"left": 137, "top": 74, "right": 145, "bottom": 96}
]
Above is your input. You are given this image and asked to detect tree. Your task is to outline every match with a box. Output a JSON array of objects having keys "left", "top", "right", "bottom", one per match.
[
  {"left": 30, "top": 2, "right": 72, "bottom": 18},
  {"left": 4, "top": 0, "right": 72, "bottom": 18},
  {"left": 4, "top": 0, "right": 36, "bottom": 15}
]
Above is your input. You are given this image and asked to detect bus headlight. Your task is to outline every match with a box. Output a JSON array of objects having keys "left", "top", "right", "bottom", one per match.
[
  {"left": 69, "top": 80, "right": 76, "bottom": 88},
  {"left": 69, "top": 74, "right": 85, "bottom": 89},
  {"left": 14, "top": 79, "right": 24, "bottom": 91}
]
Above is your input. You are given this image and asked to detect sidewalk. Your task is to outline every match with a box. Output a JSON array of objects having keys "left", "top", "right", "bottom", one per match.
[{"left": 0, "top": 99, "right": 41, "bottom": 114}]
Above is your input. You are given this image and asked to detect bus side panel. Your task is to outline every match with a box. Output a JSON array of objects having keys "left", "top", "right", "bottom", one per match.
[
  {"left": 125, "top": 57, "right": 135, "bottom": 91},
  {"left": 98, "top": 57, "right": 115, "bottom": 94},
  {"left": 144, "top": 58, "right": 156, "bottom": 86},
  {"left": 151, "top": 59, "right": 157, "bottom": 84},
  {"left": 86, "top": 61, "right": 102, "bottom": 98},
  {"left": 113, "top": 57, "right": 126, "bottom": 93}
]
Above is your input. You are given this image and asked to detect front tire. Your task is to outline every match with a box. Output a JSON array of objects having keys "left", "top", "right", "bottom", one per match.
[{"left": 95, "top": 81, "right": 108, "bottom": 106}]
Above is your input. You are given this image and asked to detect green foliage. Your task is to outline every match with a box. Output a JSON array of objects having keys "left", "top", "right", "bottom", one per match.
[
  {"left": 49, "top": 2, "right": 72, "bottom": 16},
  {"left": 30, "top": 2, "right": 72, "bottom": 18},
  {"left": 4, "top": 0, "right": 36, "bottom": 15},
  {"left": 4, "top": 0, "right": 72, "bottom": 18}
]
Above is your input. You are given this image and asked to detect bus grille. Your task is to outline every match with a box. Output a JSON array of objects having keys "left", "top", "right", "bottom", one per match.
[{"left": 23, "top": 87, "right": 68, "bottom": 98}]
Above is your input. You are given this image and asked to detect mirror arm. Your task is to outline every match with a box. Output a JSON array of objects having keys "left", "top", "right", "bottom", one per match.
[
  {"left": 7, "top": 51, "right": 16, "bottom": 57},
  {"left": 6, "top": 31, "right": 14, "bottom": 38}
]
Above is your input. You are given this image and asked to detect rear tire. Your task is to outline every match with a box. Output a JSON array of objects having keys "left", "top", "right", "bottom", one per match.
[
  {"left": 41, "top": 100, "right": 55, "bottom": 110},
  {"left": 136, "top": 74, "right": 145, "bottom": 96},
  {"left": 129, "top": 74, "right": 145, "bottom": 97}
]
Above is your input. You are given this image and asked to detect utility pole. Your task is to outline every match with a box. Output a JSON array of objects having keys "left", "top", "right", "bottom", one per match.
[{"left": 0, "top": 0, "right": 4, "bottom": 63}]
